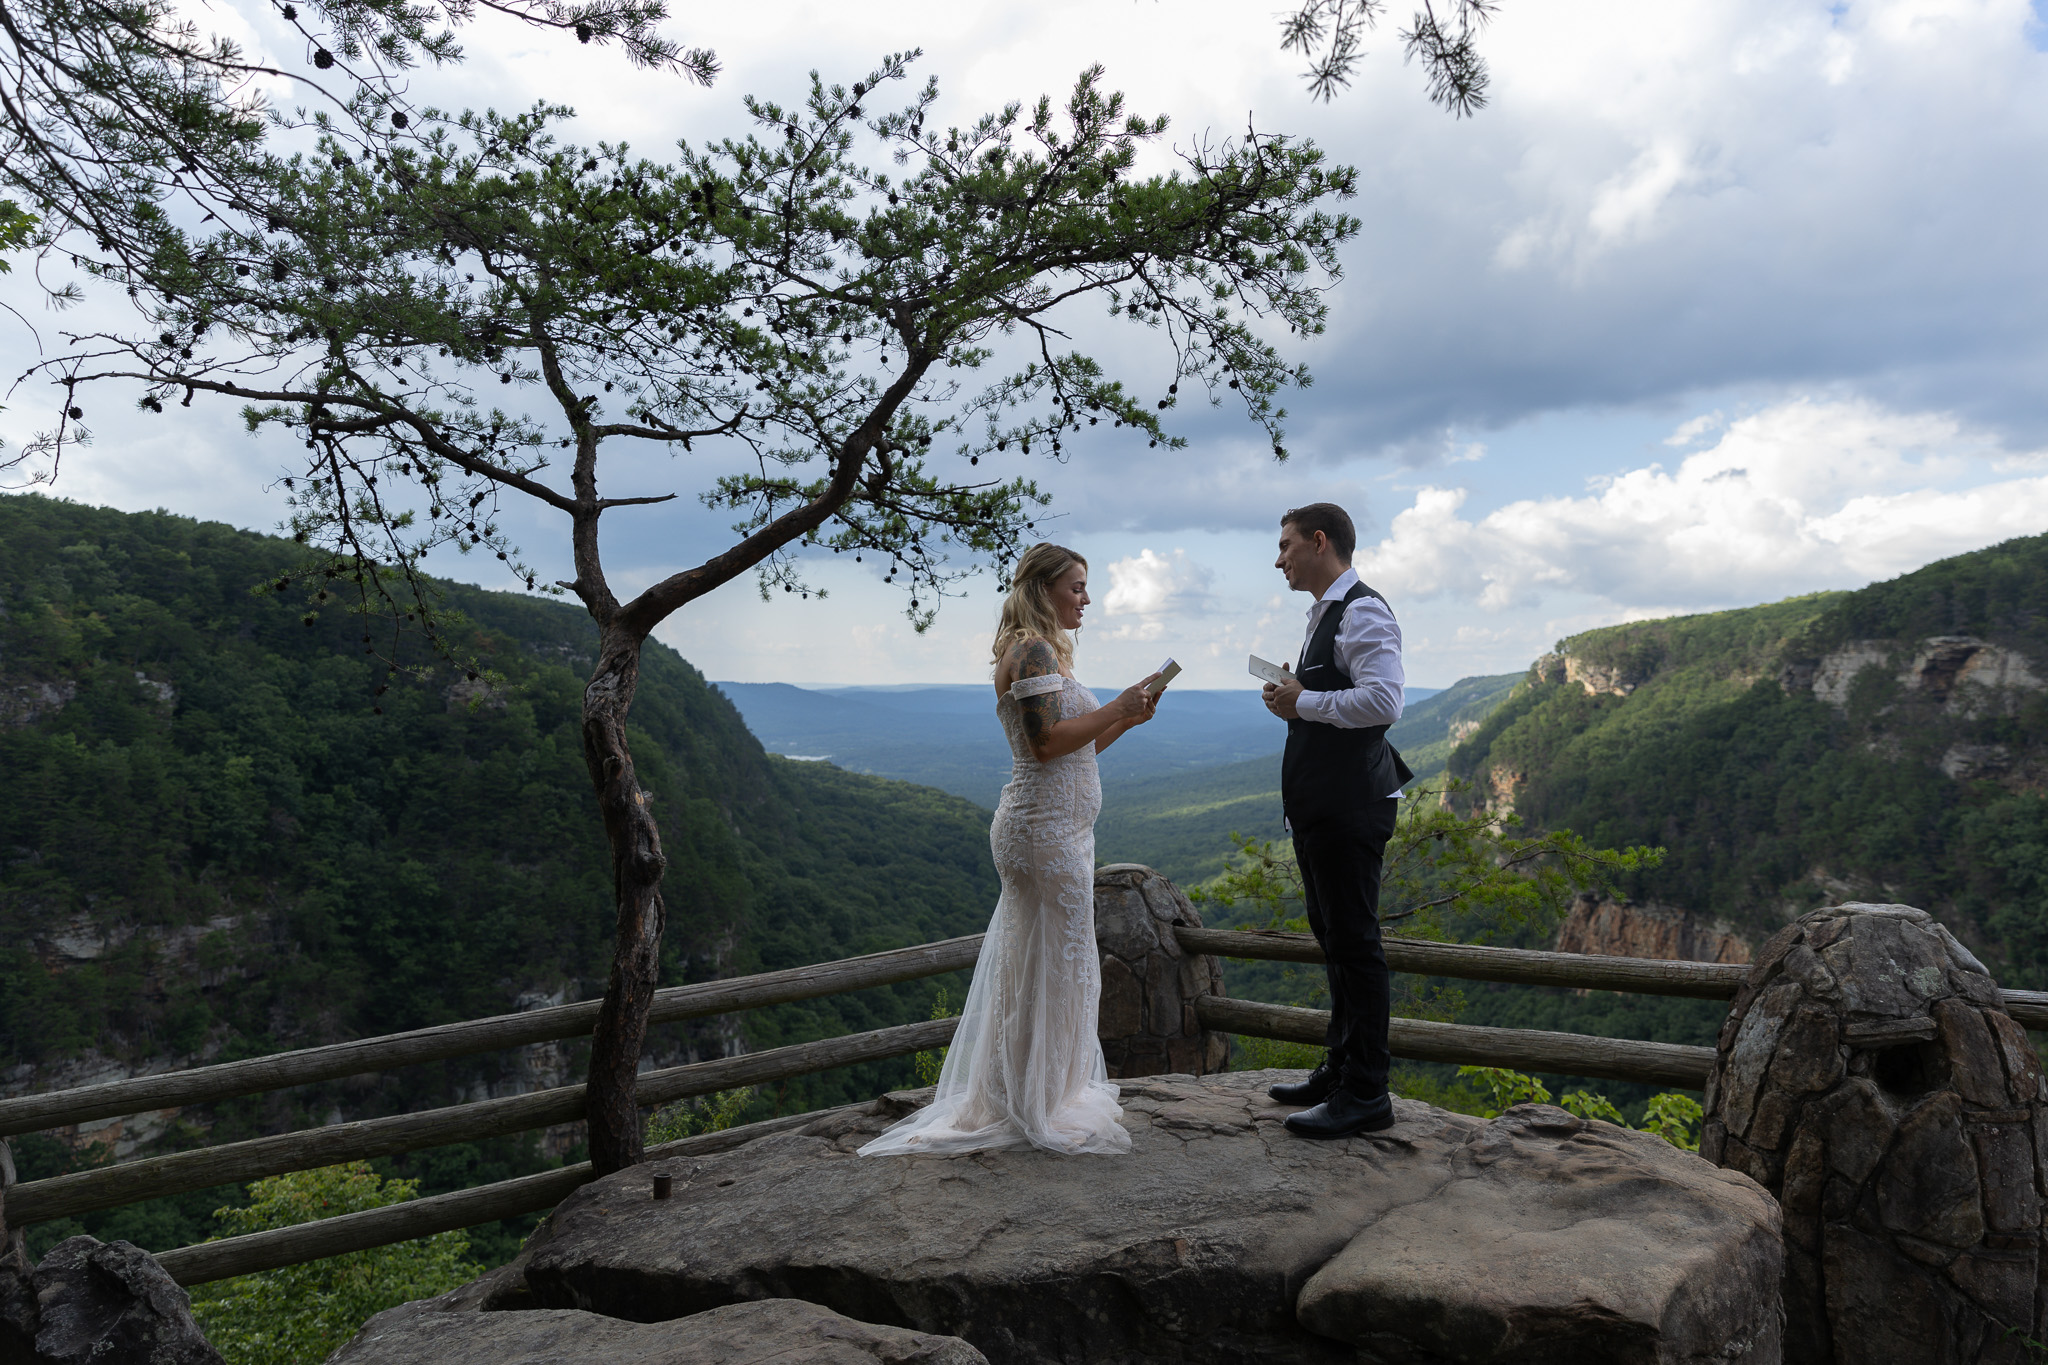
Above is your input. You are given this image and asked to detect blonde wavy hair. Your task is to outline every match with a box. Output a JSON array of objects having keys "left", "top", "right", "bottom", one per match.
[{"left": 991, "top": 543, "right": 1087, "bottom": 672}]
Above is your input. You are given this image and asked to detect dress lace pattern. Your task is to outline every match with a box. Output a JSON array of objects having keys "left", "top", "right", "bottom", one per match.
[{"left": 858, "top": 674, "right": 1130, "bottom": 1157}]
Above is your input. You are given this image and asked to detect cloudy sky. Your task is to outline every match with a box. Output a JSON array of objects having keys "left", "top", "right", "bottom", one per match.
[{"left": 8, "top": 0, "right": 2047, "bottom": 689}]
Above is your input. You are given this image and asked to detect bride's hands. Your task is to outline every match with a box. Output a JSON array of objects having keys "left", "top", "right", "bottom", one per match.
[{"left": 1109, "top": 674, "right": 1164, "bottom": 725}]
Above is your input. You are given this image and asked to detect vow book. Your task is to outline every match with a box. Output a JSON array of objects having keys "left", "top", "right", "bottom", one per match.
[{"left": 1247, "top": 654, "right": 1292, "bottom": 686}]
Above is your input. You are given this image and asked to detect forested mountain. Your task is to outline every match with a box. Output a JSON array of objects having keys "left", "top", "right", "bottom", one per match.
[
  {"left": 1381, "top": 671, "right": 1520, "bottom": 785},
  {"left": 1448, "top": 533, "right": 2048, "bottom": 985},
  {"left": 0, "top": 495, "right": 996, "bottom": 1255}
]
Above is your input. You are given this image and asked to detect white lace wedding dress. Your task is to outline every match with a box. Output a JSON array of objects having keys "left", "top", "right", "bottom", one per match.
[{"left": 859, "top": 673, "right": 1131, "bottom": 1157}]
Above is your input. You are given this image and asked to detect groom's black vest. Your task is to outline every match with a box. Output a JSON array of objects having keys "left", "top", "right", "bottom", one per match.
[{"left": 1280, "top": 580, "right": 1414, "bottom": 828}]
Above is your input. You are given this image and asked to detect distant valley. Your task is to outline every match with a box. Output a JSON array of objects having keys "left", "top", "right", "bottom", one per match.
[
  {"left": 711, "top": 682, "right": 1314, "bottom": 810},
  {"left": 714, "top": 677, "right": 1523, "bottom": 884},
  {"left": 0, "top": 497, "right": 1001, "bottom": 1259}
]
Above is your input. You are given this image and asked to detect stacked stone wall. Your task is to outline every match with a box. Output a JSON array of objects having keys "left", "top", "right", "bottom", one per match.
[
  {"left": 1703, "top": 902, "right": 2045, "bottom": 1363},
  {"left": 1092, "top": 865, "right": 1230, "bottom": 1078}
]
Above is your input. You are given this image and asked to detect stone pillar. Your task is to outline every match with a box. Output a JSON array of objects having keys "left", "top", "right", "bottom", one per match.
[
  {"left": 0, "top": 1136, "right": 20, "bottom": 1264},
  {"left": 1702, "top": 902, "right": 2045, "bottom": 1363},
  {"left": 1092, "top": 865, "right": 1230, "bottom": 1079}
]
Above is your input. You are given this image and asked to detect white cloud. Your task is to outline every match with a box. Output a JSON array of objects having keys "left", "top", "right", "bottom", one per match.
[
  {"left": 1303, "top": 0, "right": 2048, "bottom": 448},
  {"left": 1664, "top": 412, "right": 1725, "bottom": 447},
  {"left": 1356, "top": 398, "right": 2048, "bottom": 611},
  {"left": 1585, "top": 141, "right": 1700, "bottom": 245},
  {"left": 1101, "top": 547, "right": 1214, "bottom": 621}
]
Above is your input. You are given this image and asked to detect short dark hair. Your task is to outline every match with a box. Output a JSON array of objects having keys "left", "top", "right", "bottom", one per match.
[{"left": 1282, "top": 503, "right": 1355, "bottom": 561}]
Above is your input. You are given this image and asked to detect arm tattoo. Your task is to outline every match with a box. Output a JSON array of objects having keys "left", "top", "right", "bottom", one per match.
[{"left": 1014, "top": 638, "right": 1061, "bottom": 751}]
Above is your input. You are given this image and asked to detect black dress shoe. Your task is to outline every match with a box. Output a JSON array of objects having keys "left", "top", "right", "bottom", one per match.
[
  {"left": 1268, "top": 1059, "right": 1339, "bottom": 1106},
  {"left": 1283, "top": 1086, "right": 1395, "bottom": 1139}
]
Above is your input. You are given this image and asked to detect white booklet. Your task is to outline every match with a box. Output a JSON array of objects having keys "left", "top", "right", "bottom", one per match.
[
  {"left": 1143, "top": 657, "right": 1183, "bottom": 695},
  {"left": 1247, "top": 653, "right": 1292, "bottom": 686}
]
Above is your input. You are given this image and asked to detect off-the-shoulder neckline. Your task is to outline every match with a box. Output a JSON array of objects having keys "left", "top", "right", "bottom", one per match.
[{"left": 1001, "top": 672, "right": 1074, "bottom": 700}]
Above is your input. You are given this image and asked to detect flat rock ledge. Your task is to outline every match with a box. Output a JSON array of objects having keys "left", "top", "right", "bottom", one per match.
[
  {"left": 351, "top": 1072, "right": 1784, "bottom": 1365},
  {"left": 331, "top": 1295, "right": 986, "bottom": 1364}
]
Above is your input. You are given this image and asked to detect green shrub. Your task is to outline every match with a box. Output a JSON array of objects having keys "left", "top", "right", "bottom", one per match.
[
  {"left": 1457, "top": 1064, "right": 1551, "bottom": 1116},
  {"left": 1233, "top": 1034, "right": 1325, "bottom": 1072},
  {"left": 643, "top": 1087, "right": 758, "bottom": 1146},
  {"left": 912, "top": 987, "right": 961, "bottom": 1087},
  {"left": 187, "top": 1164, "right": 479, "bottom": 1365},
  {"left": 1637, "top": 1092, "right": 1705, "bottom": 1151},
  {"left": 1451, "top": 1067, "right": 1702, "bottom": 1150},
  {"left": 1559, "top": 1089, "right": 1628, "bottom": 1125}
]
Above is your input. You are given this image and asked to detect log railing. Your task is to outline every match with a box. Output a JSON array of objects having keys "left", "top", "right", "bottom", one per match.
[
  {"left": 0, "top": 935, "right": 983, "bottom": 1139},
  {"left": 6, "top": 914, "right": 2041, "bottom": 1288},
  {"left": 150, "top": 1103, "right": 865, "bottom": 1287},
  {"left": 1173, "top": 926, "right": 2048, "bottom": 1030},
  {"left": 1194, "top": 997, "right": 1714, "bottom": 1088},
  {"left": 6, "top": 1019, "right": 956, "bottom": 1227}
]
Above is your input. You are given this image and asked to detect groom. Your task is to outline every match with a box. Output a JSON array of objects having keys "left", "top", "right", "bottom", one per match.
[{"left": 1261, "top": 503, "right": 1414, "bottom": 1139}]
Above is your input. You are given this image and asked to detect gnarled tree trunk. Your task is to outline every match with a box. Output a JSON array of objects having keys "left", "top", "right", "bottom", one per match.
[{"left": 580, "top": 623, "right": 667, "bottom": 1176}]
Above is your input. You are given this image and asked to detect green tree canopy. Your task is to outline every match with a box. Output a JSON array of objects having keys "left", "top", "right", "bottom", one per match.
[
  {"left": 0, "top": 0, "right": 709, "bottom": 318},
  {"left": 0, "top": 199, "right": 33, "bottom": 266}
]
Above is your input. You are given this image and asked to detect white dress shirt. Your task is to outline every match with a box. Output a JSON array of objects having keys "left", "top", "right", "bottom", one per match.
[{"left": 1294, "top": 567, "right": 1405, "bottom": 731}]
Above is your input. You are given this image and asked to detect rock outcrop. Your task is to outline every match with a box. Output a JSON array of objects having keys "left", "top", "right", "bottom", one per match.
[
  {"left": 1556, "top": 892, "right": 1752, "bottom": 966},
  {"left": 378, "top": 1072, "right": 1785, "bottom": 1365},
  {"left": 0, "top": 1235, "right": 223, "bottom": 1365},
  {"left": 1801, "top": 635, "right": 2044, "bottom": 717},
  {"left": 333, "top": 1295, "right": 986, "bottom": 1365},
  {"left": 1092, "top": 866, "right": 1229, "bottom": 1079},
  {"left": 2, "top": 1246, "right": 36, "bottom": 1361},
  {"left": 1702, "top": 902, "right": 2044, "bottom": 1363}
]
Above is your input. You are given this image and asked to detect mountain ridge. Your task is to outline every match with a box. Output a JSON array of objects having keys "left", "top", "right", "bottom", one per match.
[{"left": 1446, "top": 533, "right": 2048, "bottom": 980}]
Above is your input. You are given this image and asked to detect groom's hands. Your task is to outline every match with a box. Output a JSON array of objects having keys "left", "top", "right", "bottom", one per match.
[{"left": 1263, "top": 670, "right": 1304, "bottom": 720}]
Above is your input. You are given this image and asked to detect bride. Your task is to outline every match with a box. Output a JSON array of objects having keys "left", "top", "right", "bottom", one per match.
[{"left": 860, "top": 544, "right": 1162, "bottom": 1157}]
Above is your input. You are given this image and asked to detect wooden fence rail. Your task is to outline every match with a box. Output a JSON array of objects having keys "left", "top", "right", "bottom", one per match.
[
  {"left": 1176, "top": 928, "right": 1744, "bottom": 998},
  {"left": 6, "top": 1018, "right": 956, "bottom": 1227},
  {"left": 1194, "top": 996, "right": 1715, "bottom": 1089},
  {"left": 8, "top": 918, "right": 2038, "bottom": 1287},
  {"left": 0, "top": 935, "right": 983, "bottom": 1139},
  {"left": 156, "top": 995, "right": 1715, "bottom": 1286},
  {"left": 151, "top": 1103, "right": 864, "bottom": 1287},
  {"left": 1176, "top": 927, "right": 2048, "bottom": 1030}
]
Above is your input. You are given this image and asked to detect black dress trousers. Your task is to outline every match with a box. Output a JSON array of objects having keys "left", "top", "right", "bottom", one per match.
[{"left": 1292, "top": 794, "right": 1402, "bottom": 1096}]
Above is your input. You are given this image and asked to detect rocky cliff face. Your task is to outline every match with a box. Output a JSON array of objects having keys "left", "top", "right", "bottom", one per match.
[
  {"left": 1556, "top": 893, "right": 1752, "bottom": 966},
  {"left": 1534, "top": 649, "right": 1653, "bottom": 698},
  {"left": 2, "top": 900, "right": 606, "bottom": 1165},
  {"left": 1787, "top": 633, "right": 2047, "bottom": 791}
]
